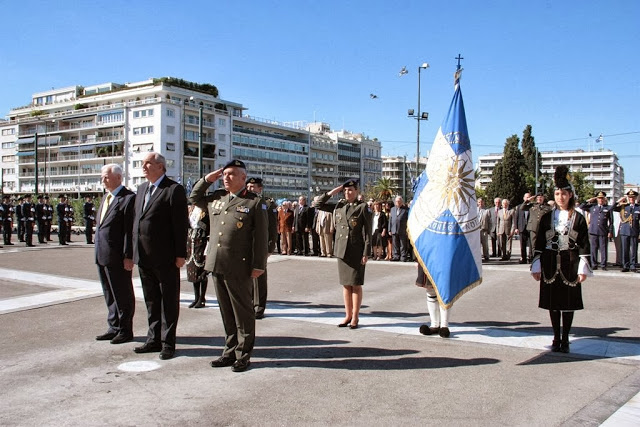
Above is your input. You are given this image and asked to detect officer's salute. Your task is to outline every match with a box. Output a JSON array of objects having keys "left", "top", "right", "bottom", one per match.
[
  {"left": 579, "top": 191, "right": 614, "bottom": 270},
  {"left": 190, "top": 160, "right": 269, "bottom": 372},
  {"left": 612, "top": 190, "right": 640, "bottom": 273}
]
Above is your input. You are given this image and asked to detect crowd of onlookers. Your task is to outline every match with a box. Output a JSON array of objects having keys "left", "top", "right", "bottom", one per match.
[
  {"left": 477, "top": 190, "right": 635, "bottom": 271},
  {"left": 272, "top": 194, "right": 417, "bottom": 262}
]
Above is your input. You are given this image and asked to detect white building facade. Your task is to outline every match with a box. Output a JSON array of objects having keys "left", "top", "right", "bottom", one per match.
[
  {"left": 0, "top": 78, "right": 382, "bottom": 201},
  {"left": 477, "top": 149, "right": 625, "bottom": 201}
]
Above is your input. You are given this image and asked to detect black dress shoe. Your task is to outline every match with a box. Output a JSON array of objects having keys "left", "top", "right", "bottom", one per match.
[
  {"left": 210, "top": 356, "right": 236, "bottom": 368},
  {"left": 95, "top": 332, "right": 117, "bottom": 341},
  {"left": 159, "top": 348, "right": 175, "bottom": 360},
  {"left": 419, "top": 325, "right": 440, "bottom": 335},
  {"left": 188, "top": 300, "right": 198, "bottom": 308},
  {"left": 601, "top": 267, "right": 607, "bottom": 271},
  {"left": 134, "top": 342, "right": 162, "bottom": 353},
  {"left": 232, "top": 360, "right": 251, "bottom": 372},
  {"left": 110, "top": 333, "right": 133, "bottom": 344},
  {"left": 592, "top": 265, "right": 598, "bottom": 270},
  {"left": 622, "top": 268, "right": 630, "bottom": 272},
  {"left": 439, "top": 327, "right": 451, "bottom": 338},
  {"left": 559, "top": 341, "right": 570, "bottom": 353},
  {"left": 551, "top": 340, "right": 561, "bottom": 352}
]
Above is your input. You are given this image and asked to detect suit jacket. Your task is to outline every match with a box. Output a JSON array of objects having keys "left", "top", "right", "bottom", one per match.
[
  {"left": 190, "top": 178, "right": 269, "bottom": 277},
  {"left": 497, "top": 208, "right": 515, "bottom": 235},
  {"left": 388, "top": 206, "right": 408, "bottom": 235},
  {"left": 490, "top": 206, "right": 500, "bottom": 234},
  {"left": 314, "top": 193, "right": 371, "bottom": 261},
  {"left": 95, "top": 188, "right": 135, "bottom": 267},
  {"left": 514, "top": 203, "right": 529, "bottom": 233},
  {"left": 133, "top": 177, "right": 188, "bottom": 268},
  {"left": 294, "top": 205, "right": 312, "bottom": 231},
  {"left": 580, "top": 202, "right": 614, "bottom": 236},
  {"left": 478, "top": 208, "right": 492, "bottom": 232},
  {"left": 612, "top": 202, "right": 640, "bottom": 237},
  {"left": 372, "top": 211, "right": 388, "bottom": 234},
  {"left": 278, "top": 209, "right": 294, "bottom": 233}
]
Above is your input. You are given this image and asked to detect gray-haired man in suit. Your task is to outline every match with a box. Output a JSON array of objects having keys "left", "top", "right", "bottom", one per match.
[{"left": 95, "top": 163, "right": 136, "bottom": 344}]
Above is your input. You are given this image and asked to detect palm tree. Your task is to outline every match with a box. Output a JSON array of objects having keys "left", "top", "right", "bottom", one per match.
[{"left": 374, "top": 177, "right": 393, "bottom": 201}]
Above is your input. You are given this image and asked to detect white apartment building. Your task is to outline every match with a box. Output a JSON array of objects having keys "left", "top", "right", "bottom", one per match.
[
  {"left": 0, "top": 78, "right": 382, "bottom": 201},
  {"left": 477, "top": 149, "right": 625, "bottom": 201},
  {"left": 381, "top": 155, "right": 427, "bottom": 201}
]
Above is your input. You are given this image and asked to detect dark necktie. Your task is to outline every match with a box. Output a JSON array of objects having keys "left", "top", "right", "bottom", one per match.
[{"left": 143, "top": 184, "right": 154, "bottom": 210}]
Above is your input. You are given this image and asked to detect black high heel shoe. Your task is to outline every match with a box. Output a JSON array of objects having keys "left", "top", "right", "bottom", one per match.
[
  {"left": 338, "top": 319, "right": 352, "bottom": 327},
  {"left": 349, "top": 323, "right": 358, "bottom": 329},
  {"left": 551, "top": 340, "right": 561, "bottom": 352}
]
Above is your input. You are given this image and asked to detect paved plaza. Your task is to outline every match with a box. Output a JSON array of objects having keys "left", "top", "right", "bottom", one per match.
[{"left": 0, "top": 242, "right": 639, "bottom": 426}]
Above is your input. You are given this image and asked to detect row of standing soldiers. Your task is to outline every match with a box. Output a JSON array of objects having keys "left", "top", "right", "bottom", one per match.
[{"left": 0, "top": 194, "right": 80, "bottom": 247}]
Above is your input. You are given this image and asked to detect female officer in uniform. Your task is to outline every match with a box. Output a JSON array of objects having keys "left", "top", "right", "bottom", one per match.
[{"left": 314, "top": 179, "right": 371, "bottom": 329}]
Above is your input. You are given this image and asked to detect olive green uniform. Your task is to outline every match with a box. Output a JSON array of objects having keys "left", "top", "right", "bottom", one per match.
[
  {"left": 315, "top": 193, "right": 371, "bottom": 285},
  {"left": 190, "top": 178, "right": 269, "bottom": 363}
]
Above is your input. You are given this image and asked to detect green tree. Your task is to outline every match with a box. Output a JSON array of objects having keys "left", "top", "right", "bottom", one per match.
[
  {"left": 373, "top": 177, "right": 394, "bottom": 201},
  {"left": 520, "top": 124, "right": 541, "bottom": 193},
  {"left": 570, "top": 170, "right": 595, "bottom": 203}
]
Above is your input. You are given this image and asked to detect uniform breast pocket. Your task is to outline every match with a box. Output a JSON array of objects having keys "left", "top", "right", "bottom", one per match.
[{"left": 234, "top": 212, "right": 248, "bottom": 230}]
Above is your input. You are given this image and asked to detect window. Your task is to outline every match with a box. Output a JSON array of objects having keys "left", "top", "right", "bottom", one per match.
[
  {"left": 218, "top": 118, "right": 226, "bottom": 127},
  {"left": 166, "top": 142, "right": 175, "bottom": 151},
  {"left": 133, "top": 109, "right": 154, "bottom": 119},
  {"left": 2, "top": 168, "right": 15, "bottom": 175},
  {"left": 166, "top": 125, "right": 175, "bottom": 135},
  {"left": 2, "top": 141, "right": 15, "bottom": 149},
  {"left": 133, "top": 160, "right": 143, "bottom": 168},
  {"left": 166, "top": 108, "right": 175, "bottom": 118},
  {"left": 2, "top": 128, "right": 15, "bottom": 136},
  {"left": 133, "top": 126, "right": 153, "bottom": 135},
  {"left": 218, "top": 149, "right": 227, "bottom": 157},
  {"left": 2, "top": 155, "right": 16, "bottom": 162},
  {"left": 132, "top": 143, "right": 154, "bottom": 152},
  {"left": 217, "top": 133, "right": 226, "bottom": 142}
]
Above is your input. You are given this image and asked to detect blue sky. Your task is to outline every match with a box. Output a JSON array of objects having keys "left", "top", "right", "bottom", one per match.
[{"left": 1, "top": 1, "right": 639, "bottom": 183}]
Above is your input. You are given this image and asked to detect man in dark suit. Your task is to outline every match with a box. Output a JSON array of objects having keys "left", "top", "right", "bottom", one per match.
[
  {"left": 16, "top": 196, "right": 24, "bottom": 242},
  {"left": 190, "top": 160, "right": 269, "bottom": 372},
  {"left": 83, "top": 195, "right": 95, "bottom": 244},
  {"left": 293, "top": 196, "right": 312, "bottom": 255},
  {"left": 514, "top": 192, "right": 532, "bottom": 263},
  {"left": 246, "top": 177, "right": 278, "bottom": 319},
  {"left": 132, "top": 152, "right": 188, "bottom": 360},
  {"left": 612, "top": 190, "right": 640, "bottom": 272},
  {"left": 56, "top": 195, "right": 68, "bottom": 246},
  {"left": 389, "top": 196, "right": 409, "bottom": 261},
  {"left": 35, "top": 195, "right": 47, "bottom": 244},
  {"left": 95, "top": 164, "right": 136, "bottom": 345},
  {"left": 22, "top": 195, "right": 35, "bottom": 247}
]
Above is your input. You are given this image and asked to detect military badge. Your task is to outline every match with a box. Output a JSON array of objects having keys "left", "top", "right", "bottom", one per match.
[
  {"left": 237, "top": 221, "right": 243, "bottom": 229},
  {"left": 236, "top": 206, "right": 250, "bottom": 213},
  {"left": 350, "top": 217, "right": 358, "bottom": 227}
]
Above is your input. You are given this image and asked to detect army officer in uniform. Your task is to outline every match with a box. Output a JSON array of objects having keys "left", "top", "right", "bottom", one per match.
[
  {"left": 190, "top": 160, "right": 269, "bottom": 372},
  {"left": 314, "top": 179, "right": 371, "bottom": 329},
  {"left": 579, "top": 191, "right": 614, "bottom": 270}
]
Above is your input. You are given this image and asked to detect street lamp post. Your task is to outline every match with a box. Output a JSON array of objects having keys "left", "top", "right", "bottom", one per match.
[
  {"left": 408, "top": 62, "right": 430, "bottom": 179},
  {"left": 198, "top": 105, "right": 203, "bottom": 178}
]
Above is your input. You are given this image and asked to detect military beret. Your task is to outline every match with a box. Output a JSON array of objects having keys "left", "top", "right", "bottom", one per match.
[
  {"left": 223, "top": 159, "right": 246, "bottom": 171},
  {"left": 36, "top": 195, "right": 44, "bottom": 200},
  {"left": 595, "top": 191, "right": 607, "bottom": 198},
  {"left": 626, "top": 190, "right": 639, "bottom": 197},
  {"left": 59, "top": 194, "right": 67, "bottom": 199},
  {"left": 246, "top": 177, "right": 263, "bottom": 185},
  {"left": 342, "top": 179, "right": 359, "bottom": 189},
  {"left": 18, "top": 196, "right": 24, "bottom": 201},
  {"left": 44, "top": 195, "right": 50, "bottom": 200}
]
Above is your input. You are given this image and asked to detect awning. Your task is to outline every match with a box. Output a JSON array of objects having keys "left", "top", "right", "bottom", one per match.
[
  {"left": 16, "top": 151, "right": 35, "bottom": 156},
  {"left": 16, "top": 137, "right": 35, "bottom": 144},
  {"left": 94, "top": 142, "right": 115, "bottom": 148},
  {"left": 59, "top": 146, "right": 79, "bottom": 153},
  {"left": 97, "top": 110, "right": 123, "bottom": 117},
  {"left": 37, "top": 135, "right": 61, "bottom": 147}
]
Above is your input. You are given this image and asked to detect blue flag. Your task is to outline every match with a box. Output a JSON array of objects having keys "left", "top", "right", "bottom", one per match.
[{"left": 408, "top": 70, "right": 482, "bottom": 308}]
